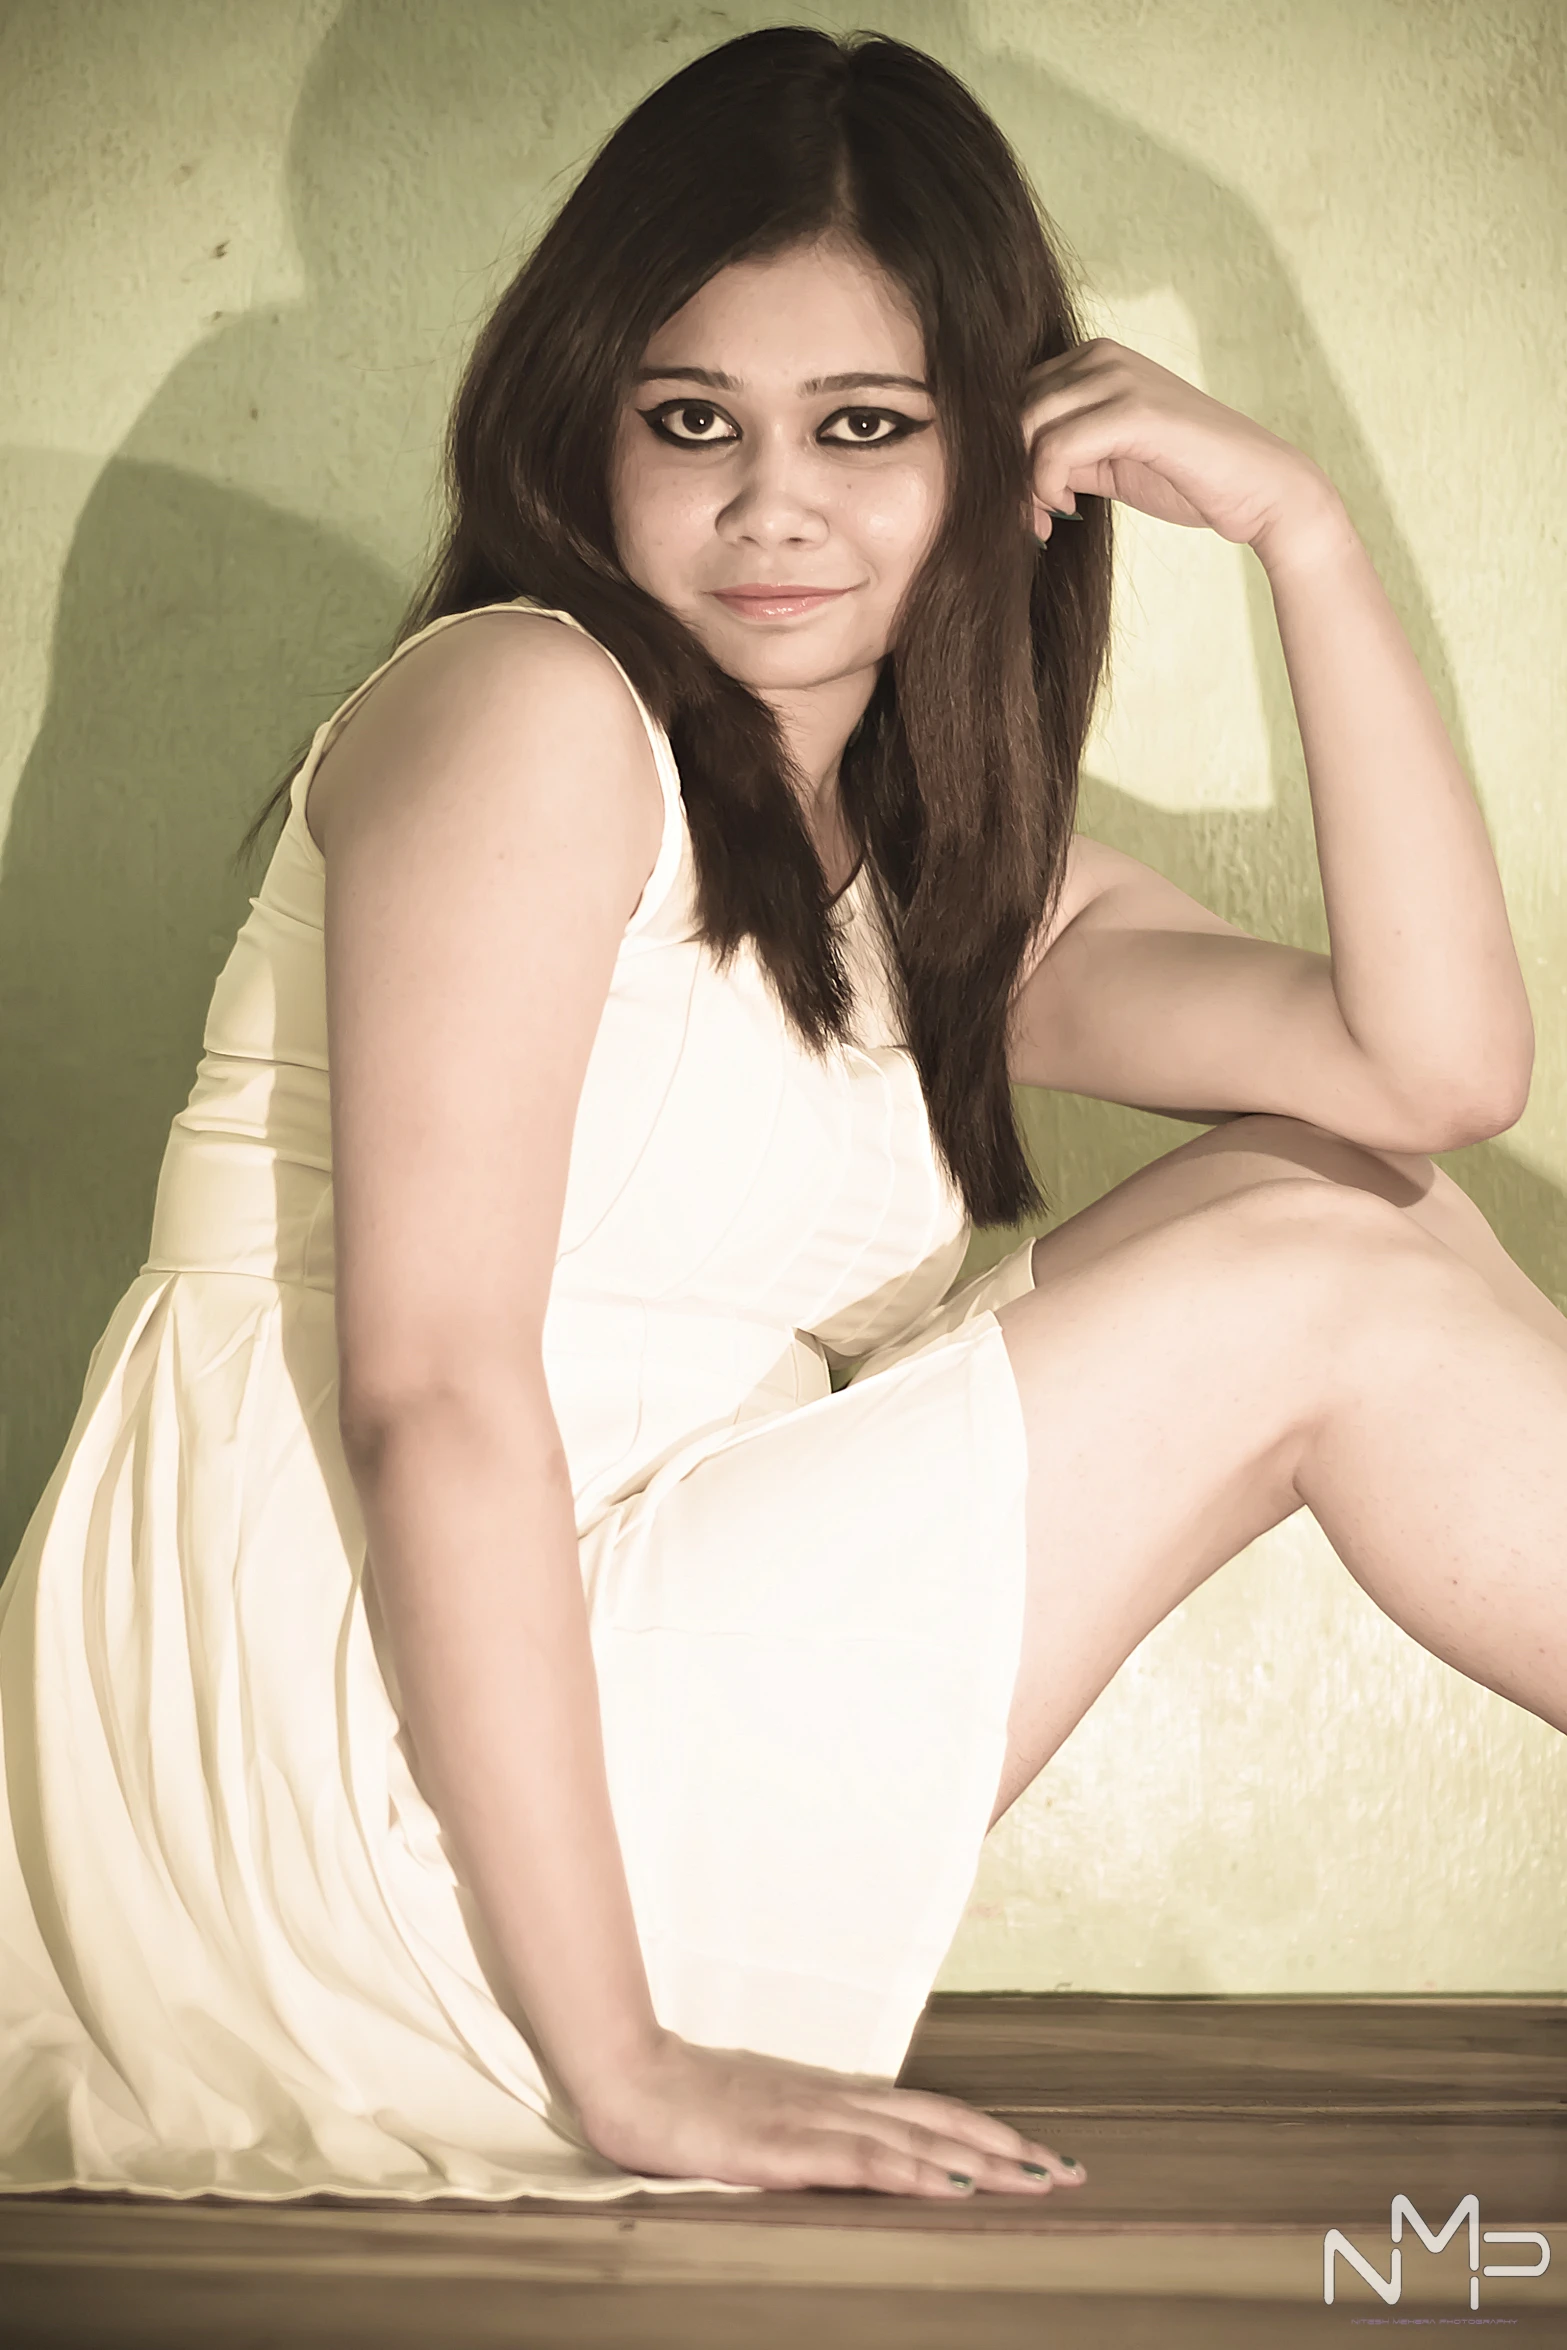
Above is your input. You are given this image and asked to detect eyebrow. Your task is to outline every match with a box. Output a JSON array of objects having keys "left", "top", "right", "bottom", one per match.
[{"left": 632, "top": 366, "right": 930, "bottom": 395}]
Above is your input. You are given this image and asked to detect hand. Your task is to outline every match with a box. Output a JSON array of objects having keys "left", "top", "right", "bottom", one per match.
[
  {"left": 1024, "top": 336, "right": 1342, "bottom": 560},
  {"left": 578, "top": 2028, "right": 1089, "bottom": 2199}
]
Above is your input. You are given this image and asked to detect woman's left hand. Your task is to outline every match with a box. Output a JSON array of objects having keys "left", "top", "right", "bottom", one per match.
[{"left": 1024, "top": 337, "right": 1341, "bottom": 562}]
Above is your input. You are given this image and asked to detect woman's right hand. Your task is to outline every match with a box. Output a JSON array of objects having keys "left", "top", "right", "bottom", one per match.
[{"left": 577, "top": 2029, "right": 1089, "bottom": 2199}]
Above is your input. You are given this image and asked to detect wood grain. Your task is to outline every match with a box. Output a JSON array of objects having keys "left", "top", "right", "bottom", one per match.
[{"left": 2, "top": 1994, "right": 1562, "bottom": 2348}]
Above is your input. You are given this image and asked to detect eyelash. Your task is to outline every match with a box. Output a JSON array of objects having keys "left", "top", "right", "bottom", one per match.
[{"left": 637, "top": 400, "right": 925, "bottom": 450}]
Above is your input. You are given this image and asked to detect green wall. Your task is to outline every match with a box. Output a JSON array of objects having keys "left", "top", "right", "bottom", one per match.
[{"left": 2, "top": 0, "right": 1563, "bottom": 1989}]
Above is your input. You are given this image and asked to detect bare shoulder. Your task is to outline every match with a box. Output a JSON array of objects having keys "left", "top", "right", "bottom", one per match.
[
  {"left": 318, "top": 607, "right": 670, "bottom": 1421},
  {"left": 304, "top": 605, "right": 664, "bottom": 880}
]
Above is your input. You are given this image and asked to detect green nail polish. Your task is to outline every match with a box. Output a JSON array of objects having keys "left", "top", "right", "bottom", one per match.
[
  {"left": 948, "top": 2172, "right": 974, "bottom": 2189},
  {"left": 1020, "top": 2161, "right": 1050, "bottom": 2177}
]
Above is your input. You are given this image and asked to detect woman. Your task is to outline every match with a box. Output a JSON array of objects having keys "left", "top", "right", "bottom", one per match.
[{"left": 1, "top": 25, "right": 1561, "bottom": 2209}]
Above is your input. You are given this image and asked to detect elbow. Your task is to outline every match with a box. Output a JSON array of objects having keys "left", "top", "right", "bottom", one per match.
[
  {"left": 1449, "top": 1093, "right": 1530, "bottom": 1149},
  {"left": 1411, "top": 1069, "right": 1532, "bottom": 1152},
  {"left": 1459, "top": 1030, "right": 1535, "bottom": 1144},
  {"left": 337, "top": 1359, "right": 564, "bottom": 1475},
  {"left": 1378, "top": 1015, "right": 1533, "bottom": 1151}
]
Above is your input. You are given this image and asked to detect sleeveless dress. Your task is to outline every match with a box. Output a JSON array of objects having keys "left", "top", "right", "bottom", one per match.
[{"left": 0, "top": 597, "right": 1039, "bottom": 2204}]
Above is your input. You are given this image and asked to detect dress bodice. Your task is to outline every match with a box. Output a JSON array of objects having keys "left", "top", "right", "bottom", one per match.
[{"left": 143, "top": 599, "right": 973, "bottom": 1532}]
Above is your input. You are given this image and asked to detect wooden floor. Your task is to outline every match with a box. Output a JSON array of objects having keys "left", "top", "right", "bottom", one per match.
[{"left": 2, "top": 1994, "right": 1563, "bottom": 2347}]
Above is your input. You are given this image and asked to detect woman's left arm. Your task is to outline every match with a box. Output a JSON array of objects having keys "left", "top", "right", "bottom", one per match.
[
  {"left": 1247, "top": 482, "right": 1534, "bottom": 1132},
  {"left": 1012, "top": 340, "right": 1536, "bottom": 1146}
]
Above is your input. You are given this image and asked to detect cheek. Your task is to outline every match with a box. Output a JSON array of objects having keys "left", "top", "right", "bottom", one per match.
[
  {"left": 851, "top": 466, "right": 945, "bottom": 554},
  {"left": 614, "top": 460, "right": 713, "bottom": 561}
]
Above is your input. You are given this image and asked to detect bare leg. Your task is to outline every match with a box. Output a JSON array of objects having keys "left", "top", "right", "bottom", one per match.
[
  {"left": 986, "top": 1157, "right": 1567, "bottom": 1826},
  {"left": 1020, "top": 1111, "right": 1567, "bottom": 1357}
]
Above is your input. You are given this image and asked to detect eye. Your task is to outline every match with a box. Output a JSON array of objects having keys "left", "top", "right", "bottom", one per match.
[
  {"left": 639, "top": 401, "right": 740, "bottom": 446},
  {"left": 820, "top": 408, "right": 917, "bottom": 445},
  {"left": 637, "top": 400, "right": 928, "bottom": 449}
]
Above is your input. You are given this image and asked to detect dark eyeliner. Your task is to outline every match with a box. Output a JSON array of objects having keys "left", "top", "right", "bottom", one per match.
[
  {"left": 636, "top": 400, "right": 737, "bottom": 445},
  {"left": 823, "top": 408, "right": 929, "bottom": 445},
  {"left": 635, "top": 400, "right": 929, "bottom": 446}
]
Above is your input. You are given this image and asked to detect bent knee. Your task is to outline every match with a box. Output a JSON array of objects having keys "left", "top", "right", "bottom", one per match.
[
  {"left": 1216, "top": 1113, "right": 1506, "bottom": 1256},
  {"left": 1200, "top": 1169, "right": 1450, "bottom": 1271},
  {"left": 1195, "top": 1177, "right": 1500, "bottom": 1352},
  {"left": 1218, "top": 1111, "right": 1441, "bottom": 1199}
]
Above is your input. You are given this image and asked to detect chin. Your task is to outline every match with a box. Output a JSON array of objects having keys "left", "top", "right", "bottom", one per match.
[{"left": 719, "top": 639, "right": 861, "bottom": 676}]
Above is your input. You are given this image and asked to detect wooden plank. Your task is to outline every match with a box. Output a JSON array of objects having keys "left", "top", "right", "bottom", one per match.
[
  {"left": 4, "top": 2277, "right": 1565, "bottom": 2350},
  {"left": 899, "top": 1993, "right": 1567, "bottom": 2114},
  {"left": 2, "top": 2184, "right": 1562, "bottom": 2295},
  {"left": 611, "top": 2111, "right": 1567, "bottom": 2228},
  {"left": 3, "top": 1995, "right": 1562, "bottom": 2346},
  {"left": 10, "top": 2110, "right": 1563, "bottom": 2229},
  {"left": 1, "top": 2199, "right": 1563, "bottom": 2302}
]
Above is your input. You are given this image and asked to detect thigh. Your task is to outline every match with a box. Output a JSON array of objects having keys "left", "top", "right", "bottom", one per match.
[
  {"left": 985, "top": 1174, "right": 1473, "bottom": 1816},
  {"left": 1027, "top": 1113, "right": 1565, "bottom": 1353}
]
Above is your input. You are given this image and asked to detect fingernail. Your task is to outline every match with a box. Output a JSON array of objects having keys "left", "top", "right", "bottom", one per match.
[
  {"left": 1020, "top": 2161, "right": 1051, "bottom": 2177},
  {"left": 1045, "top": 506, "right": 1084, "bottom": 522},
  {"left": 948, "top": 2172, "right": 974, "bottom": 2190}
]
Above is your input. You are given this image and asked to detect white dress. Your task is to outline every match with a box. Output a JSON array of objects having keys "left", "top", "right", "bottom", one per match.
[{"left": 0, "top": 597, "right": 1039, "bottom": 2204}]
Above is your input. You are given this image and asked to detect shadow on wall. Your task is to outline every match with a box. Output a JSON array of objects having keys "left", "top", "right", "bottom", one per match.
[{"left": 1, "top": 0, "right": 1562, "bottom": 1567}]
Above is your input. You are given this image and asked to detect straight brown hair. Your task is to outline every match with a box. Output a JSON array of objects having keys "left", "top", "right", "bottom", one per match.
[{"left": 239, "top": 25, "right": 1115, "bottom": 1229}]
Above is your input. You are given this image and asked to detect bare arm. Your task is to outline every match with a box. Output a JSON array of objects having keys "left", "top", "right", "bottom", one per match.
[
  {"left": 1014, "top": 342, "right": 1533, "bottom": 1149},
  {"left": 1005, "top": 835, "right": 1495, "bottom": 1148},
  {"left": 1252, "top": 487, "right": 1533, "bottom": 1127},
  {"left": 344, "top": 1402, "right": 659, "bottom": 2110},
  {"left": 317, "top": 609, "right": 669, "bottom": 2119},
  {"left": 316, "top": 608, "right": 1085, "bottom": 2195},
  {"left": 1007, "top": 487, "right": 1534, "bottom": 1153}
]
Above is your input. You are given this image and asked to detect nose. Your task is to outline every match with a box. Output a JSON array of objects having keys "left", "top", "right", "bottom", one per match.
[{"left": 718, "top": 426, "right": 830, "bottom": 549}]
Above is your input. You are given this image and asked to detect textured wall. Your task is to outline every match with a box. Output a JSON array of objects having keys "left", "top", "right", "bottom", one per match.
[{"left": 2, "top": 0, "right": 1563, "bottom": 1990}]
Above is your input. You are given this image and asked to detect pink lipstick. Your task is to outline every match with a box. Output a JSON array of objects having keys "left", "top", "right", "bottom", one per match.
[{"left": 711, "top": 586, "right": 850, "bottom": 621}]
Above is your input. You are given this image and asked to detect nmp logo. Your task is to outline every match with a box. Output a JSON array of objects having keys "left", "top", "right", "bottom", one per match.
[{"left": 1324, "top": 2193, "right": 1551, "bottom": 2310}]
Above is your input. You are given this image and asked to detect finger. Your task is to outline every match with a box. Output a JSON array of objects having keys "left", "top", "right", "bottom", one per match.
[
  {"left": 865, "top": 2113, "right": 1080, "bottom": 2196},
  {"left": 1023, "top": 448, "right": 1084, "bottom": 532},
  {"left": 845, "top": 2086, "right": 1043, "bottom": 2160},
  {"left": 793, "top": 2125, "right": 983, "bottom": 2200},
  {"left": 1023, "top": 384, "right": 1122, "bottom": 515},
  {"left": 844, "top": 2089, "right": 1089, "bottom": 2186},
  {"left": 814, "top": 2094, "right": 1081, "bottom": 2193},
  {"left": 852, "top": 2112, "right": 1056, "bottom": 2196},
  {"left": 847, "top": 2086, "right": 1025, "bottom": 2154},
  {"left": 1023, "top": 340, "right": 1109, "bottom": 404},
  {"left": 748, "top": 2059, "right": 1091, "bottom": 2189}
]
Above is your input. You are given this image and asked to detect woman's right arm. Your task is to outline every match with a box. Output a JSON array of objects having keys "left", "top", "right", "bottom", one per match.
[
  {"left": 313, "top": 610, "right": 1084, "bottom": 2196},
  {"left": 316, "top": 610, "right": 671, "bottom": 2121}
]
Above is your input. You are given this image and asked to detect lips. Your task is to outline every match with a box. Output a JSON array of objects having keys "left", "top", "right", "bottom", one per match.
[{"left": 712, "top": 586, "right": 850, "bottom": 614}]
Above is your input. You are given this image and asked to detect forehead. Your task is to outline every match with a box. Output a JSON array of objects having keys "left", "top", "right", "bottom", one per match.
[{"left": 644, "top": 244, "right": 926, "bottom": 373}]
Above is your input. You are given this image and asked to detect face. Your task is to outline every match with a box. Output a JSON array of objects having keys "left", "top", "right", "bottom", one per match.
[{"left": 607, "top": 236, "right": 947, "bottom": 744}]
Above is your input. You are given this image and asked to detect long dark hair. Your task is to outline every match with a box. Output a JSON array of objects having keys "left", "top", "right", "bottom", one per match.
[{"left": 238, "top": 25, "right": 1114, "bottom": 1229}]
